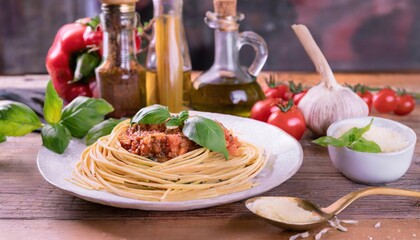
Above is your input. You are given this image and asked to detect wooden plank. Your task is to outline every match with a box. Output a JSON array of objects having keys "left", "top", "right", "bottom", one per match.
[{"left": 1, "top": 219, "right": 419, "bottom": 240}]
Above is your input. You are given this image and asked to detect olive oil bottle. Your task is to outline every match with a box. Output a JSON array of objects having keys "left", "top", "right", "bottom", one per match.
[
  {"left": 190, "top": 77, "right": 264, "bottom": 117},
  {"left": 190, "top": 0, "right": 268, "bottom": 117}
]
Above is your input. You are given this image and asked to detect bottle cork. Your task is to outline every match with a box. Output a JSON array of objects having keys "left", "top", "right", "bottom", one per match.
[
  {"left": 213, "top": 0, "right": 237, "bottom": 17},
  {"left": 99, "top": 0, "right": 138, "bottom": 4}
]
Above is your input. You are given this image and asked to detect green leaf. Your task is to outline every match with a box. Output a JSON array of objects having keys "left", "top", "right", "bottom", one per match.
[
  {"left": 313, "top": 119, "right": 381, "bottom": 153},
  {"left": 44, "top": 81, "right": 63, "bottom": 124},
  {"left": 41, "top": 123, "right": 72, "bottom": 154},
  {"left": 131, "top": 104, "right": 170, "bottom": 124},
  {"left": 69, "top": 52, "right": 101, "bottom": 84},
  {"left": 183, "top": 116, "right": 229, "bottom": 159},
  {"left": 0, "top": 101, "right": 42, "bottom": 136},
  {"left": 312, "top": 136, "right": 347, "bottom": 147},
  {"left": 339, "top": 119, "right": 373, "bottom": 143},
  {"left": 166, "top": 110, "right": 189, "bottom": 128},
  {"left": 349, "top": 137, "right": 381, "bottom": 153},
  {"left": 0, "top": 134, "right": 6, "bottom": 143},
  {"left": 60, "top": 97, "right": 114, "bottom": 138},
  {"left": 86, "top": 16, "right": 100, "bottom": 30},
  {"left": 86, "top": 118, "right": 124, "bottom": 145}
]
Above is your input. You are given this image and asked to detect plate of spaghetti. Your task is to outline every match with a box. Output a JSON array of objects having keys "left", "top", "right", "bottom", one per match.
[{"left": 37, "top": 107, "right": 303, "bottom": 211}]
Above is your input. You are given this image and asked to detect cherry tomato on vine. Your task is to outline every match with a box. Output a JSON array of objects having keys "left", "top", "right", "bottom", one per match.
[
  {"left": 267, "top": 99, "right": 306, "bottom": 140},
  {"left": 394, "top": 94, "right": 415, "bottom": 116},
  {"left": 250, "top": 98, "right": 281, "bottom": 122},
  {"left": 264, "top": 84, "right": 289, "bottom": 99},
  {"left": 357, "top": 91, "right": 373, "bottom": 111},
  {"left": 373, "top": 89, "right": 398, "bottom": 113},
  {"left": 293, "top": 89, "right": 308, "bottom": 105}
]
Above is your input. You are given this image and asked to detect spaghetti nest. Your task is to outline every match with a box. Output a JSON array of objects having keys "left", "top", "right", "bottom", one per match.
[{"left": 72, "top": 120, "right": 267, "bottom": 202}]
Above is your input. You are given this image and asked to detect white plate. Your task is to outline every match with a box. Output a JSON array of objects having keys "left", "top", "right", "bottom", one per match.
[{"left": 37, "top": 111, "right": 303, "bottom": 211}]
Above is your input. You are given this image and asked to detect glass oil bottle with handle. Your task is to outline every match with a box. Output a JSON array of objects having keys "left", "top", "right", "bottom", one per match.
[
  {"left": 95, "top": 0, "right": 146, "bottom": 118},
  {"left": 190, "top": 0, "right": 268, "bottom": 117},
  {"left": 146, "top": 0, "right": 192, "bottom": 112}
]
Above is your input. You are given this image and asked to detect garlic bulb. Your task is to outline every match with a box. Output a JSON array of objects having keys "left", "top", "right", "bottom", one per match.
[{"left": 292, "top": 24, "right": 368, "bottom": 136}]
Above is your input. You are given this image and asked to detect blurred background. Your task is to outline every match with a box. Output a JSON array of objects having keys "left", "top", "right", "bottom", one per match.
[{"left": 1, "top": 0, "right": 420, "bottom": 75}]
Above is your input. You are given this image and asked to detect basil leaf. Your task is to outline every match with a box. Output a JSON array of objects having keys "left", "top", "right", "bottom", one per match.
[
  {"left": 86, "top": 118, "right": 124, "bottom": 145},
  {"left": 131, "top": 104, "right": 170, "bottom": 124},
  {"left": 183, "top": 116, "right": 229, "bottom": 159},
  {"left": 43, "top": 80, "right": 63, "bottom": 124},
  {"left": 60, "top": 97, "right": 113, "bottom": 138},
  {"left": 0, "top": 101, "right": 42, "bottom": 136},
  {"left": 349, "top": 137, "right": 381, "bottom": 153},
  {"left": 313, "top": 119, "right": 381, "bottom": 153},
  {"left": 339, "top": 119, "right": 373, "bottom": 143},
  {"left": 312, "top": 136, "right": 347, "bottom": 147},
  {"left": 166, "top": 110, "right": 189, "bottom": 127},
  {"left": 0, "top": 134, "right": 6, "bottom": 143},
  {"left": 41, "top": 123, "right": 71, "bottom": 154}
]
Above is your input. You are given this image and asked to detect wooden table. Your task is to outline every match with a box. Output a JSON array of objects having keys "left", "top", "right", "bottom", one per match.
[{"left": 0, "top": 73, "right": 419, "bottom": 240}]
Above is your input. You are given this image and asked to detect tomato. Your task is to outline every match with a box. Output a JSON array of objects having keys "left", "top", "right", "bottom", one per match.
[
  {"left": 267, "top": 100, "right": 306, "bottom": 140},
  {"left": 264, "top": 88, "right": 281, "bottom": 99},
  {"left": 373, "top": 89, "right": 398, "bottom": 113},
  {"left": 250, "top": 98, "right": 280, "bottom": 122},
  {"left": 394, "top": 94, "right": 415, "bottom": 116},
  {"left": 264, "top": 84, "right": 289, "bottom": 99},
  {"left": 356, "top": 91, "right": 373, "bottom": 111},
  {"left": 293, "top": 90, "right": 308, "bottom": 105}
]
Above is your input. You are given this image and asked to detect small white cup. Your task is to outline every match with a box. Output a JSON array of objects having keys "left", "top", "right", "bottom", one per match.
[{"left": 326, "top": 117, "right": 416, "bottom": 185}]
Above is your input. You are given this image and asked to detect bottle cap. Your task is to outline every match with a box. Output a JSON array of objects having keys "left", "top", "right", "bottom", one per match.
[{"left": 213, "top": 0, "right": 237, "bottom": 17}]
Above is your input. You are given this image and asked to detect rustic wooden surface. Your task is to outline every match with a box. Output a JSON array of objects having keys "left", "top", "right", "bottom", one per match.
[{"left": 0, "top": 73, "right": 419, "bottom": 240}]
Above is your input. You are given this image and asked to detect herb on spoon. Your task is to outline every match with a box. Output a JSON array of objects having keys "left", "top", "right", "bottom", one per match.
[{"left": 313, "top": 119, "right": 381, "bottom": 153}]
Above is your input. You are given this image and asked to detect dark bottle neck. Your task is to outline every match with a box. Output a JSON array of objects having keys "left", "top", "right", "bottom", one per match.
[
  {"left": 100, "top": 6, "right": 138, "bottom": 68},
  {"left": 102, "top": 29, "right": 137, "bottom": 66},
  {"left": 213, "top": 30, "right": 240, "bottom": 71}
]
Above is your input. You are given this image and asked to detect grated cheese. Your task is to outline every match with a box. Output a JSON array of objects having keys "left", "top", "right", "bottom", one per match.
[
  {"left": 247, "top": 198, "right": 322, "bottom": 223},
  {"left": 334, "top": 124, "right": 409, "bottom": 153}
]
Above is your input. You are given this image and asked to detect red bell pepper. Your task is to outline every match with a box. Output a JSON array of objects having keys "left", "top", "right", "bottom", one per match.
[
  {"left": 46, "top": 17, "right": 142, "bottom": 103},
  {"left": 46, "top": 18, "right": 102, "bottom": 102}
]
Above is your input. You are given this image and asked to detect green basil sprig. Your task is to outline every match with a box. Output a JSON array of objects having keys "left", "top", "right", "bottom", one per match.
[
  {"left": 0, "top": 80, "right": 113, "bottom": 154},
  {"left": 131, "top": 105, "right": 229, "bottom": 159},
  {"left": 0, "top": 101, "right": 42, "bottom": 136},
  {"left": 166, "top": 110, "right": 189, "bottom": 128},
  {"left": 131, "top": 104, "right": 171, "bottom": 124},
  {"left": 43, "top": 81, "right": 63, "bottom": 124},
  {"left": 313, "top": 119, "right": 381, "bottom": 153},
  {"left": 183, "top": 116, "right": 228, "bottom": 159},
  {"left": 60, "top": 96, "right": 113, "bottom": 138},
  {"left": 86, "top": 118, "right": 124, "bottom": 146}
]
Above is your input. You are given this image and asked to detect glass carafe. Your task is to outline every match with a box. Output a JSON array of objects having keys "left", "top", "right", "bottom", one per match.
[
  {"left": 96, "top": 3, "right": 146, "bottom": 118},
  {"left": 145, "top": 0, "right": 192, "bottom": 112},
  {"left": 190, "top": 11, "right": 268, "bottom": 117}
]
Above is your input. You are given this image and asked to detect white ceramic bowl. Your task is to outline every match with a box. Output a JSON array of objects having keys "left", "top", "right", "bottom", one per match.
[{"left": 326, "top": 117, "right": 416, "bottom": 185}]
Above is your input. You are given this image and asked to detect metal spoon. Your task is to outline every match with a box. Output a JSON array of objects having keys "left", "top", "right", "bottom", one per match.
[{"left": 245, "top": 187, "right": 420, "bottom": 231}]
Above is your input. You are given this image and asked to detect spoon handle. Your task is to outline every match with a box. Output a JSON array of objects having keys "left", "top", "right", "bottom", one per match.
[{"left": 321, "top": 187, "right": 420, "bottom": 215}]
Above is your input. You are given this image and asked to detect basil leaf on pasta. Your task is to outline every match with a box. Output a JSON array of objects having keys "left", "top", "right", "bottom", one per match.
[
  {"left": 166, "top": 110, "right": 189, "bottom": 128},
  {"left": 131, "top": 104, "right": 171, "bottom": 124},
  {"left": 183, "top": 116, "right": 229, "bottom": 159}
]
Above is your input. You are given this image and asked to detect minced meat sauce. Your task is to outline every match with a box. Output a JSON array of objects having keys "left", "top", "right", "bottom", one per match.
[
  {"left": 118, "top": 122, "right": 241, "bottom": 163},
  {"left": 118, "top": 123, "right": 199, "bottom": 162}
]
